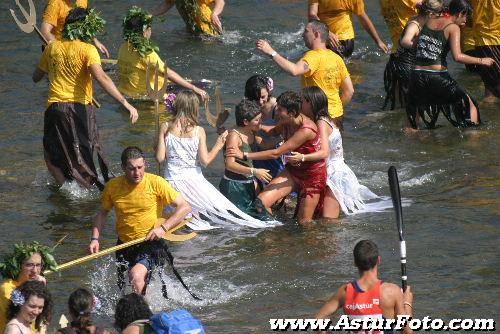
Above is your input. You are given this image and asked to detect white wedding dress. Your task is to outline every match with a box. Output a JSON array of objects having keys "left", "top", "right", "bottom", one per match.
[
  {"left": 163, "top": 126, "right": 277, "bottom": 230},
  {"left": 323, "top": 119, "right": 383, "bottom": 215}
]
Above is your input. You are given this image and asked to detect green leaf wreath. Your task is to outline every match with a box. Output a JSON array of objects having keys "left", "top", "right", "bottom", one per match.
[
  {"left": 62, "top": 8, "right": 106, "bottom": 43},
  {"left": 0, "top": 242, "right": 58, "bottom": 280},
  {"left": 123, "top": 6, "right": 159, "bottom": 58},
  {"left": 175, "top": 0, "right": 217, "bottom": 35}
]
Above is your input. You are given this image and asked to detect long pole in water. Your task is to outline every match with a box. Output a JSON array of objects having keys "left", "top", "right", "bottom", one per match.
[{"left": 388, "top": 166, "right": 407, "bottom": 291}]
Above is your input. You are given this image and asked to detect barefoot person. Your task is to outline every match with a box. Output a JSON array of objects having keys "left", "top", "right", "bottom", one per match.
[
  {"left": 151, "top": 0, "right": 225, "bottom": 36},
  {"left": 4, "top": 281, "right": 52, "bottom": 334},
  {"left": 227, "top": 91, "right": 327, "bottom": 225},
  {"left": 406, "top": 0, "right": 495, "bottom": 129},
  {"left": 308, "top": 0, "right": 389, "bottom": 58},
  {"left": 88, "top": 146, "right": 191, "bottom": 295},
  {"left": 41, "top": 0, "right": 109, "bottom": 57},
  {"left": 0, "top": 243, "right": 57, "bottom": 333},
  {"left": 256, "top": 20, "right": 352, "bottom": 122},
  {"left": 117, "top": 7, "right": 208, "bottom": 101},
  {"left": 316, "top": 240, "right": 414, "bottom": 334},
  {"left": 33, "top": 7, "right": 139, "bottom": 190}
]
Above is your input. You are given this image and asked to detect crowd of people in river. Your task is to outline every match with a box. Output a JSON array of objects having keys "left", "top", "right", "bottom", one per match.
[{"left": 1, "top": 0, "right": 498, "bottom": 332}]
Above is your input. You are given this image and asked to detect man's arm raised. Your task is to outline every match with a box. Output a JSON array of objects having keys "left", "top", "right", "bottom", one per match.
[
  {"left": 89, "top": 208, "right": 109, "bottom": 253},
  {"left": 256, "top": 40, "right": 310, "bottom": 77}
]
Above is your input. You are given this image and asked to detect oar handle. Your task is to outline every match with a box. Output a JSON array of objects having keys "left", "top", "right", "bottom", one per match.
[{"left": 400, "top": 240, "right": 407, "bottom": 292}]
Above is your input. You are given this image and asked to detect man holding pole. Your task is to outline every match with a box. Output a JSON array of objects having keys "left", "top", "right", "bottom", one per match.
[
  {"left": 316, "top": 240, "right": 414, "bottom": 333},
  {"left": 89, "top": 146, "right": 191, "bottom": 295},
  {"left": 33, "top": 7, "right": 138, "bottom": 190}
]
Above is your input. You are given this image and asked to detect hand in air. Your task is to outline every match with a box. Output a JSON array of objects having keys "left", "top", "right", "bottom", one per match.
[
  {"left": 481, "top": 57, "right": 495, "bottom": 66},
  {"left": 146, "top": 227, "right": 165, "bottom": 241},
  {"left": 195, "top": 87, "right": 209, "bottom": 101},
  {"left": 254, "top": 168, "right": 272, "bottom": 183},
  {"left": 89, "top": 240, "right": 100, "bottom": 254},
  {"left": 226, "top": 147, "right": 243, "bottom": 159},
  {"left": 211, "top": 14, "right": 223, "bottom": 34},
  {"left": 256, "top": 39, "right": 275, "bottom": 56},
  {"left": 328, "top": 32, "right": 341, "bottom": 50},
  {"left": 216, "top": 130, "right": 229, "bottom": 147}
]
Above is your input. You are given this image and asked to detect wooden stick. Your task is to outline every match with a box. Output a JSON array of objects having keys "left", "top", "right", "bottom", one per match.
[{"left": 43, "top": 220, "right": 196, "bottom": 275}]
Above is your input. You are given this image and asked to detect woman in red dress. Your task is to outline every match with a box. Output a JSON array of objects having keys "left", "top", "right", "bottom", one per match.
[{"left": 227, "top": 91, "right": 326, "bottom": 225}]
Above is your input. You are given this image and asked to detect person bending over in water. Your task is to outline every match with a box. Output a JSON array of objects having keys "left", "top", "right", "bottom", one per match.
[
  {"left": 219, "top": 99, "right": 275, "bottom": 221},
  {"left": 289, "top": 87, "right": 377, "bottom": 218},
  {"left": 4, "top": 281, "right": 52, "bottom": 334},
  {"left": 0, "top": 242, "right": 57, "bottom": 333},
  {"left": 316, "top": 240, "right": 414, "bottom": 334},
  {"left": 406, "top": 0, "right": 495, "bottom": 129},
  {"left": 156, "top": 91, "right": 274, "bottom": 229},
  {"left": 227, "top": 91, "right": 326, "bottom": 225},
  {"left": 151, "top": 0, "right": 225, "bottom": 36},
  {"left": 118, "top": 7, "right": 207, "bottom": 101},
  {"left": 308, "top": 0, "right": 389, "bottom": 58}
]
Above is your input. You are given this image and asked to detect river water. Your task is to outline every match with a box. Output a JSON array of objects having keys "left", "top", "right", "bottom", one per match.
[{"left": 0, "top": 0, "right": 498, "bottom": 333}]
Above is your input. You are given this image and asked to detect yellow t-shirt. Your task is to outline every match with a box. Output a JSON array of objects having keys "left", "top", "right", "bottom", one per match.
[
  {"left": 461, "top": 26, "right": 475, "bottom": 52},
  {"left": 38, "top": 40, "right": 101, "bottom": 105},
  {"left": 309, "top": 0, "right": 365, "bottom": 40},
  {"left": 42, "top": 0, "right": 88, "bottom": 40},
  {"left": 102, "top": 173, "right": 180, "bottom": 242},
  {"left": 301, "top": 49, "right": 350, "bottom": 118},
  {"left": 0, "top": 279, "right": 19, "bottom": 333},
  {"left": 117, "top": 42, "right": 167, "bottom": 99},
  {"left": 166, "top": 0, "right": 218, "bottom": 35},
  {"left": 470, "top": 0, "right": 500, "bottom": 46},
  {"left": 379, "top": 0, "right": 418, "bottom": 52}
]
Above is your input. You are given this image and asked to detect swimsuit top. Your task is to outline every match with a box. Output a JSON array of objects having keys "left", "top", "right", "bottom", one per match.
[
  {"left": 224, "top": 129, "right": 256, "bottom": 181},
  {"left": 414, "top": 24, "right": 453, "bottom": 67}
]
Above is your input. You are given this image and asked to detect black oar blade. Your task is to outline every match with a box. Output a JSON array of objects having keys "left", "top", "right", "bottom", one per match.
[{"left": 388, "top": 166, "right": 404, "bottom": 241}]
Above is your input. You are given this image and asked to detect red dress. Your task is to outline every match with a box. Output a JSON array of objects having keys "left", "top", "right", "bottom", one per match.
[{"left": 285, "top": 122, "right": 327, "bottom": 200}]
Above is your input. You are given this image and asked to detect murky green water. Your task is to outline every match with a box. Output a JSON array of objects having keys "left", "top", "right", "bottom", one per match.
[{"left": 0, "top": 0, "right": 498, "bottom": 333}]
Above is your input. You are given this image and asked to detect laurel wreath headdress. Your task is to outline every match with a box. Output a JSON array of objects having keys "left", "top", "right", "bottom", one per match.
[
  {"left": 0, "top": 242, "right": 58, "bottom": 280},
  {"left": 62, "top": 8, "right": 106, "bottom": 43},
  {"left": 123, "top": 6, "right": 159, "bottom": 58}
]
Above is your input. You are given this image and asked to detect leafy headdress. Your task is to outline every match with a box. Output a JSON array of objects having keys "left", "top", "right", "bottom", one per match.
[
  {"left": 0, "top": 242, "right": 58, "bottom": 280},
  {"left": 123, "top": 6, "right": 159, "bottom": 58},
  {"left": 62, "top": 7, "right": 106, "bottom": 43}
]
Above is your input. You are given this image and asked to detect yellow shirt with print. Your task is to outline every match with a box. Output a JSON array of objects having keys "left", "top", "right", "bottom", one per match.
[
  {"left": 42, "top": 0, "right": 88, "bottom": 40},
  {"left": 309, "top": 0, "right": 365, "bottom": 41},
  {"left": 102, "top": 173, "right": 180, "bottom": 242},
  {"left": 118, "top": 42, "right": 167, "bottom": 99},
  {"left": 379, "top": 0, "right": 418, "bottom": 52},
  {"left": 470, "top": 0, "right": 500, "bottom": 46},
  {"left": 166, "top": 0, "right": 218, "bottom": 35},
  {"left": 301, "top": 49, "right": 350, "bottom": 118},
  {"left": 38, "top": 40, "right": 100, "bottom": 105}
]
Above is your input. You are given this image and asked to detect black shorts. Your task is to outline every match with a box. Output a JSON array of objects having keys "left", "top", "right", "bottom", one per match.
[
  {"left": 328, "top": 39, "right": 355, "bottom": 59},
  {"left": 115, "top": 239, "right": 170, "bottom": 272}
]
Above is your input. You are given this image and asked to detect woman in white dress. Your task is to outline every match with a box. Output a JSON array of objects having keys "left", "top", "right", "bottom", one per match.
[
  {"left": 155, "top": 90, "right": 276, "bottom": 230},
  {"left": 289, "top": 86, "right": 378, "bottom": 218}
]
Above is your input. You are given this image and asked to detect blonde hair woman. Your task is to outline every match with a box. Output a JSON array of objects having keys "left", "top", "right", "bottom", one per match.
[{"left": 155, "top": 91, "right": 273, "bottom": 229}]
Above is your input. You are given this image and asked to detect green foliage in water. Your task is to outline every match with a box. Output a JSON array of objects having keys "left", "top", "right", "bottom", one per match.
[
  {"left": 175, "top": 0, "right": 217, "bottom": 35},
  {"left": 0, "top": 242, "right": 58, "bottom": 280}
]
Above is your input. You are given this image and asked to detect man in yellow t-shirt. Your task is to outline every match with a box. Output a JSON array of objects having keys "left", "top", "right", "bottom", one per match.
[
  {"left": 33, "top": 7, "right": 138, "bottom": 190},
  {"left": 151, "top": 0, "right": 225, "bottom": 36},
  {"left": 118, "top": 6, "right": 207, "bottom": 100},
  {"left": 41, "top": 0, "right": 109, "bottom": 57},
  {"left": 89, "top": 146, "right": 191, "bottom": 295},
  {"left": 256, "top": 20, "right": 354, "bottom": 120},
  {"left": 469, "top": 0, "right": 500, "bottom": 100},
  {"left": 308, "top": 0, "right": 388, "bottom": 58},
  {"left": 379, "top": 0, "right": 418, "bottom": 52}
]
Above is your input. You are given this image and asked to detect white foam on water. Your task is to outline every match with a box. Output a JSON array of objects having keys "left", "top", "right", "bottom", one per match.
[
  {"left": 220, "top": 30, "right": 245, "bottom": 45},
  {"left": 401, "top": 171, "right": 440, "bottom": 188},
  {"left": 59, "top": 180, "right": 100, "bottom": 200}
]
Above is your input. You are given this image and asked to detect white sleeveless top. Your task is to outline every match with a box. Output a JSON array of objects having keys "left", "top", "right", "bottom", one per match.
[
  {"left": 321, "top": 118, "right": 344, "bottom": 163},
  {"left": 164, "top": 126, "right": 202, "bottom": 180}
]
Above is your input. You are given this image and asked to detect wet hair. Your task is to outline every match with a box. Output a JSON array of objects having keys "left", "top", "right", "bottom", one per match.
[
  {"left": 301, "top": 86, "right": 343, "bottom": 131},
  {"left": 308, "top": 19, "right": 329, "bottom": 42},
  {"left": 276, "top": 91, "right": 302, "bottom": 118},
  {"left": 244, "top": 75, "right": 271, "bottom": 102},
  {"left": 65, "top": 7, "right": 89, "bottom": 27},
  {"left": 419, "top": 0, "right": 445, "bottom": 15},
  {"left": 114, "top": 293, "right": 152, "bottom": 331},
  {"left": 170, "top": 90, "right": 200, "bottom": 134},
  {"left": 353, "top": 240, "right": 379, "bottom": 271},
  {"left": 121, "top": 146, "right": 145, "bottom": 167},
  {"left": 235, "top": 99, "right": 261, "bottom": 127},
  {"left": 7, "top": 281, "right": 52, "bottom": 330},
  {"left": 448, "top": 0, "right": 473, "bottom": 17},
  {"left": 67, "top": 288, "right": 94, "bottom": 334}
]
